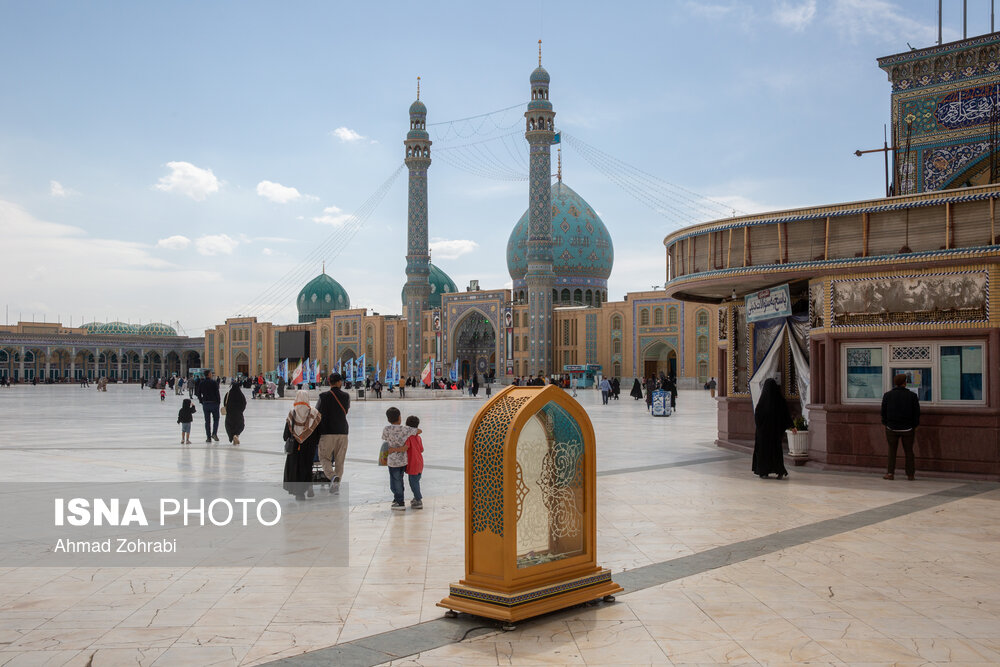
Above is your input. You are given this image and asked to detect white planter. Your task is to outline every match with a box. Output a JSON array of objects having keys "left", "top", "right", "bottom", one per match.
[{"left": 786, "top": 430, "right": 810, "bottom": 456}]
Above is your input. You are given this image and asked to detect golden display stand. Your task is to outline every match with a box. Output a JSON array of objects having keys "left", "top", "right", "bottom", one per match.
[{"left": 438, "top": 385, "right": 622, "bottom": 624}]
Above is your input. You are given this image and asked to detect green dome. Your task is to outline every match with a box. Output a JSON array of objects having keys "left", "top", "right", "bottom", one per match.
[
  {"left": 507, "top": 181, "right": 614, "bottom": 291},
  {"left": 401, "top": 263, "right": 457, "bottom": 310},
  {"left": 297, "top": 272, "right": 350, "bottom": 323},
  {"left": 81, "top": 322, "right": 102, "bottom": 333},
  {"left": 138, "top": 322, "right": 177, "bottom": 337},
  {"left": 409, "top": 99, "right": 426, "bottom": 115},
  {"left": 530, "top": 66, "right": 550, "bottom": 84},
  {"left": 97, "top": 321, "right": 139, "bottom": 335}
]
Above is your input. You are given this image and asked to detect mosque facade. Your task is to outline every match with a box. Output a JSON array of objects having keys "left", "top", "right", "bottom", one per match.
[{"left": 205, "top": 53, "right": 717, "bottom": 387}]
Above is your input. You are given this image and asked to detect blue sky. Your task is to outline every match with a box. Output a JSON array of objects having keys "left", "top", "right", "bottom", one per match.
[{"left": 0, "top": 0, "right": 984, "bottom": 332}]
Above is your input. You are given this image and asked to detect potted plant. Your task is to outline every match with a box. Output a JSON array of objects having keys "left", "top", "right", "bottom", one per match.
[{"left": 786, "top": 416, "right": 809, "bottom": 456}]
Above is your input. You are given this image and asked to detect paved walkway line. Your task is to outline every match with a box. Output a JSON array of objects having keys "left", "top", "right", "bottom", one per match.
[{"left": 262, "top": 481, "right": 998, "bottom": 667}]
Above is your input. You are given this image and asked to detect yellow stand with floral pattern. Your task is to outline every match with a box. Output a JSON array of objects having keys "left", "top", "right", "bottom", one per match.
[{"left": 438, "top": 384, "right": 622, "bottom": 625}]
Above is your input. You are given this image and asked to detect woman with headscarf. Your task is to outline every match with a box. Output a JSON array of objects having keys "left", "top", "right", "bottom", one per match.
[
  {"left": 665, "top": 376, "right": 678, "bottom": 411},
  {"left": 283, "top": 390, "right": 322, "bottom": 500},
  {"left": 223, "top": 381, "right": 247, "bottom": 445},
  {"left": 753, "top": 378, "right": 791, "bottom": 479},
  {"left": 645, "top": 377, "right": 656, "bottom": 411},
  {"left": 630, "top": 378, "right": 643, "bottom": 400}
]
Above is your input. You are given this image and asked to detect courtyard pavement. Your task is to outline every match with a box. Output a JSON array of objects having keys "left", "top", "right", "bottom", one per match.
[{"left": 0, "top": 384, "right": 997, "bottom": 666}]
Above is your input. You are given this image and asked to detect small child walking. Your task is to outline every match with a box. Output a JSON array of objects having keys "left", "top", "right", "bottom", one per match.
[
  {"left": 160, "top": 388, "right": 166, "bottom": 402},
  {"left": 404, "top": 415, "right": 424, "bottom": 509},
  {"left": 177, "top": 398, "right": 197, "bottom": 444},
  {"left": 382, "top": 407, "right": 420, "bottom": 511}
]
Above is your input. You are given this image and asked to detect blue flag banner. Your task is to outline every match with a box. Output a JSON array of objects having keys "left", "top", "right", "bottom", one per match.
[{"left": 355, "top": 353, "right": 366, "bottom": 383}]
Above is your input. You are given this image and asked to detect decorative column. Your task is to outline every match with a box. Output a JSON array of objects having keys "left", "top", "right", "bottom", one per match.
[
  {"left": 116, "top": 348, "right": 122, "bottom": 381},
  {"left": 139, "top": 349, "right": 145, "bottom": 380},
  {"left": 160, "top": 350, "right": 166, "bottom": 379},
  {"left": 70, "top": 347, "right": 76, "bottom": 380},
  {"left": 524, "top": 42, "right": 556, "bottom": 377},
  {"left": 18, "top": 346, "right": 24, "bottom": 381},
  {"left": 181, "top": 353, "right": 187, "bottom": 377},
  {"left": 403, "top": 78, "right": 433, "bottom": 381},
  {"left": 45, "top": 346, "right": 51, "bottom": 381}
]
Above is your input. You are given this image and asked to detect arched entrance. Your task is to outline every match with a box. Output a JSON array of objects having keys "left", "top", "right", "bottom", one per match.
[
  {"left": 233, "top": 351, "right": 249, "bottom": 378},
  {"left": 642, "top": 341, "right": 677, "bottom": 379},
  {"left": 452, "top": 310, "right": 496, "bottom": 380}
]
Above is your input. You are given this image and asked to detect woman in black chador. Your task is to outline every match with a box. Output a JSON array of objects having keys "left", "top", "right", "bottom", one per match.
[
  {"left": 753, "top": 378, "right": 791, "bottom": 479},
  {"left": 283, "top": 390, "right": 321, "bottom": 500},
  {"left": 630, "top": 378, "right": 643, "bottom": 400},
  {"left": 223, "top": 382, "right": 247, "bottom": 446}
]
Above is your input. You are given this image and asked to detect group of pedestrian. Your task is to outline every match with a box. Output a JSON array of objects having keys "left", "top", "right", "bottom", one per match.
[
  {"left": 278, "top": 371, "right": 431, "bottom": 509},
  {"left": 641, "top": 373, "right": 678, "bottom": 412},
  {"left": 598, "top": 377, "right": 621, "bottom": 404},
  {"left": 751, "top": 373, "right": 920, "bottom": 481}
]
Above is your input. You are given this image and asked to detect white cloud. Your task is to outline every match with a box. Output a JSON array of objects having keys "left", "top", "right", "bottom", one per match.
[
  {"left": 773, "top": 0, "right": 816, "bottom": 31},
  {"left": 156, "top": 235, "right": 191, "bottom": 250},
  {"left": 429, "top": 238, "right": 479, "bottom": 260},
  {"left": 684, "top": 1, "right": 750, "bottom": 20},
  {"left": 155, "top": 161, "right": 220, "bottom": 201},
  {"left": 262, "top": 248, "right": 273, "bottom": 256},
  {"left": 195, "top": 234, "right": 238, "bottom": 256},
  {"left": 331, "top": 127, "right": 365, "bottom": 143},
  {"left": 256, "top": 180, "right": 303, "bottom": 203},
  {"left": 827, "top": 0, "right": 948, "bottom": 44},
  {"left": 49, "top": 180, "right": 75, "bottom": 197},
  {"left": 0, "top": 199, "right": 212, "bottom": 313},
  {"left": 313, "top": 205, "right": 353, "bottom": 226}
]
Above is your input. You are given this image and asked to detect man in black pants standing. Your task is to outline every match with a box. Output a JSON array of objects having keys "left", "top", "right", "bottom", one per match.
[
  {"left": 198, "top": 369, "right": 221, "bottom": 443},
  {"left": 316, "top": 373, "right": 350, "bottom": 494},
  {"left": 881, "top": 373, "right": 920, "bottom": 480}
]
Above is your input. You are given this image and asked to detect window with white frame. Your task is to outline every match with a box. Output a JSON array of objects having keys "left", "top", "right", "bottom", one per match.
[{"left": 842, "top": 341, "right": 986, "bottom": 404}]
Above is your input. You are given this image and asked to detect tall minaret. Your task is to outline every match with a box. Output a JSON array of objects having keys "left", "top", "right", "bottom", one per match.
[
  {"left": 403, "top": 78, "right": 432, "bottom": 381},
  {"left": 525, "top": 42, "right": 556, "bottom": 378}
]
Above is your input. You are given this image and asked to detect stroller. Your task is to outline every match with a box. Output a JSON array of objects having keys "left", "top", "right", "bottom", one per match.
[{"left": 264, "top": 382, "right": 277, "bottom": 399}]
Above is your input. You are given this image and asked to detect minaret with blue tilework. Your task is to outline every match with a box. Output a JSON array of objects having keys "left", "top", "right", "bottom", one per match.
[
  {"left": 403, "top": 78, "right": 432, "bottom": 381},
  {"left": 525, "top": 42, "right": 556, "bottom": 377}
]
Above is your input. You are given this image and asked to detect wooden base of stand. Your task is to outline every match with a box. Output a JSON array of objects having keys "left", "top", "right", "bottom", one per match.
[{"left": 438, "top": 569, "right": 623, "bottom": 623}]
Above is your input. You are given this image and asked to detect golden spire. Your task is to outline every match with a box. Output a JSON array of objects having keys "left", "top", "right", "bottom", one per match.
[
  {"left": 417, "top": 76, "right": 420, "bottom": 100},
  {"left": 557, "top": 147, "right": 562, "bottom": 182},
  {"left": 538, "top": 39, "right": 542, "bottom": 66}
]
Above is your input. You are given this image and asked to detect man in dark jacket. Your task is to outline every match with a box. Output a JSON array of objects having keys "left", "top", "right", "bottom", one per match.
[
  {"left": 197, "top": 370, "right": 221, "bottom": 443},
  {"left": 881, "top": 373, "right": 920, "bottom": 480},
  {"left": 316, "top": 372, "right": 350, "bottom": 493}
]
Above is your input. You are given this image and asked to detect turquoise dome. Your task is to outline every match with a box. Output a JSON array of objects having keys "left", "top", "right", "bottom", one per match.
[
  {"left": 409, "top": 99, "right": 426, "bottom": 115},
  {"left": 81, "top": 322, "right": 102, "bottom": 333},
  {"left": 297, "top": 272, "right": 350, "bottom": 323},
  {"left": 507, "top": 181, "right": 614, "bottom": 289},
  {"left": 530, "top": 66, "right": 550, "bottom": 84},
  {"left": 138, "top": 322, "right": 177, "bottom": 337},
  {"left": 400, "top": 263, "right": 457, "bottom": 310},
  {"left": 97, "top": 321, "right": 139, "bottom": 335}
]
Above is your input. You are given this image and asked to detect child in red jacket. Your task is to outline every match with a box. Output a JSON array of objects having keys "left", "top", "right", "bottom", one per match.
[{"left": 404, "top": 415, "right": 424, "bottom": 509}]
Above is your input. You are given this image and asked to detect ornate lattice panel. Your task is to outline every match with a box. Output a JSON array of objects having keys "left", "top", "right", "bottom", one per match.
[
  {"left": 890, "top": 345, "right": 931, "bottom": 362},
  {"left": 515, "top": 402, "right": 585, "bottom": 568},
  {"left": 471, "top": 394, "right": 530, "bottom": 536}
]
